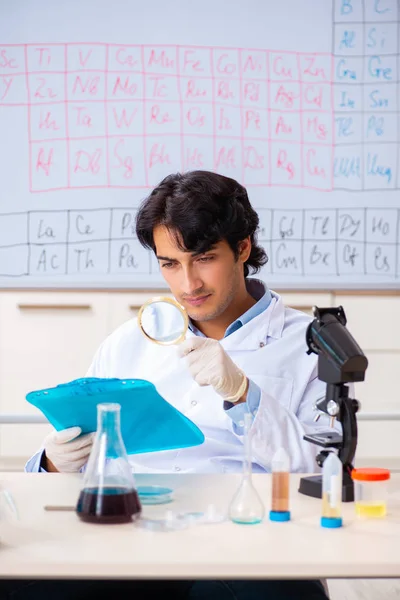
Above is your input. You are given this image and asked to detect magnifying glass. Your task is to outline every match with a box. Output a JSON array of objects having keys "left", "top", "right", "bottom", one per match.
[{"left": 137, "top": 296, "right": 189, "bottom": 345}]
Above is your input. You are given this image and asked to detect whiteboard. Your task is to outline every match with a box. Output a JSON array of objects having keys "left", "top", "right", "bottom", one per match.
[{"left": 0, "top": 0, "right": 399, "bottom": 289}]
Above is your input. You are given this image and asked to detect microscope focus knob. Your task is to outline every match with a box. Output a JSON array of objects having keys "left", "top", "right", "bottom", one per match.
[{"left": 327, "top": 400, "right": 339, "bottom": 416}]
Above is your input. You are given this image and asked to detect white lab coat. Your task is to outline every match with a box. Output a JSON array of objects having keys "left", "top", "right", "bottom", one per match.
[{"left": 85, "top": 290, "right": 339, "bottom": 474}]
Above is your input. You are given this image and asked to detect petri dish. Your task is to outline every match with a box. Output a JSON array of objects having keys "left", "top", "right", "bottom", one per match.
[{"left": 137, "top": 485, "right": 174, "bottom": 505}]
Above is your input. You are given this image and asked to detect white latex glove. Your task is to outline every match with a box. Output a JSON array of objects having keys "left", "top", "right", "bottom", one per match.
[
  {"left": 43, "top": 426, "right": 94, "bottom": 473},
  {"left": 178, "top": 337, "right": 248, "bottom": 402}
]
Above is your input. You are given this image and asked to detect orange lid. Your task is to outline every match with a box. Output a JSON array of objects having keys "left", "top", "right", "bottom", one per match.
[{"left": 351, "top": 468, "right": 390, "bottom": 482}]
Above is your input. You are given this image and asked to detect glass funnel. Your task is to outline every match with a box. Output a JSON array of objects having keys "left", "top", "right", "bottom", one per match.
[
  {"left": 229, "top": 413, "right": 265, "bottom": 525},
  {"left": 76, "top": 403, "right": 141, "bottom": 524}
]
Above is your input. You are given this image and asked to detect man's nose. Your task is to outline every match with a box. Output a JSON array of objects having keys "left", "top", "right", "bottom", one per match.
[{"left": 181, "top": 267, "right": 203, "bottom": 295}]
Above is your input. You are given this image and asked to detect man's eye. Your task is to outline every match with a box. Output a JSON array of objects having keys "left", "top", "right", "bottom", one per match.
[
  {"left": 198, "top": 256, "right": 214, "bottom": 263},
  {"left": 161, "top": 262, "right": 175, "bottom": 269}
]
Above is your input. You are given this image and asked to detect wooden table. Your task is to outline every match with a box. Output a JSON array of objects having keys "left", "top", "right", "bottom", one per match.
[{"left": 0, "top": 472, "right": 399, "bottom": 579}]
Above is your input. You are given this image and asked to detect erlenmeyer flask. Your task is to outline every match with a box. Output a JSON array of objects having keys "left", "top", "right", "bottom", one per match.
[
  {"left": 76, "top": 403, "right": 141, "bottom": 524},
  {"left": 229, "top": 413, "right": 265, "bottom": 525}
]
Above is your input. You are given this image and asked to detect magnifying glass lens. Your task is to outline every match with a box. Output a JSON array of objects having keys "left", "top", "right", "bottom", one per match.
[{"left": 138, "top": 298, "right": 188, "bottom": 345}]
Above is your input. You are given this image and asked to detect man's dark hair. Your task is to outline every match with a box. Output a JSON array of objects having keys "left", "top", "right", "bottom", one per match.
[{"left": 136, "top": 171, "right": 268, "bottom": 277}]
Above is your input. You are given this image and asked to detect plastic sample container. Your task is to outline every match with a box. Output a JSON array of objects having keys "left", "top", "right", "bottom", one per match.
[{"left": 351, "top": 468, "right": 390, "bottom": 518}]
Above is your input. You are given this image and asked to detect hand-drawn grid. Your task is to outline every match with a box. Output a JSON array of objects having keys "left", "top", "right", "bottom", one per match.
[
  {"left": 333, "top": 0, "right": 400, "bottom": 191},
  {"left": 0, "top": 208, "right": 398, "bottom": 279},
  {"left": 0, "top": 44, "right": 334, "bottom": 192}
]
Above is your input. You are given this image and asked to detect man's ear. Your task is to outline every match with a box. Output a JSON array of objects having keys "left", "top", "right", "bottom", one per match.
[{"left": 238, "top": 237, "right": 252, "bottom": 263}]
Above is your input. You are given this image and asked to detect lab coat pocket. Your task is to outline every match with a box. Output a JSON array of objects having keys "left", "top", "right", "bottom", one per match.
[{"left": 248, "top": 374, "right": 294, "bottom": 411}]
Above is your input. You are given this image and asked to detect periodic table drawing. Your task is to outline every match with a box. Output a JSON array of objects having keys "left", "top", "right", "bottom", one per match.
[{"left": 0, "top": 0, "right": 399, "bottom": 288}]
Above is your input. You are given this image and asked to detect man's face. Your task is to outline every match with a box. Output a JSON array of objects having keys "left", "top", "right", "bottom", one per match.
[{"left": 153, "top": 225, "right": 247, "bottom": 322}]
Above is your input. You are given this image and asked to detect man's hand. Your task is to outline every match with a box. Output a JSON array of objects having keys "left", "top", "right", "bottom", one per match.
[
  {"left": 42, "top": 427, "right": 94, "bottom": 473},
  {"left": 178, "top": 337, "right": 248, "bottom": 402}
]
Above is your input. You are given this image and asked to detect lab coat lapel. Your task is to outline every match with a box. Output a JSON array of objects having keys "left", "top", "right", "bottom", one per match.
[{"left": 220, "top": 293, "right": 285, "bottom": 352}]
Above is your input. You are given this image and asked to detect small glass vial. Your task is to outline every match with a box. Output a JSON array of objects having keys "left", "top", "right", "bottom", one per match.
[
  {"left": 321, "top": 452, "right": 342, "bottom": 528},
  {"left": 269, "top": 447, "right": 291, "bottom": 522},
  {"left": 76, "top": 403, "right": 141, "bottom": 524},
  {"left": 351, "top": 468, "right": 390, "bottom": 518}
]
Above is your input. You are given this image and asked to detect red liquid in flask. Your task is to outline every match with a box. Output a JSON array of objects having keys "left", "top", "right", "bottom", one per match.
[{"left": 76, "top": 487, "right": 142, "bottom": 524}]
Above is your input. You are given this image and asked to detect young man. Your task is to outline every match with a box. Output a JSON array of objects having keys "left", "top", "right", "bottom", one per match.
[
  {"left": 23, "top": 171, "right": 331, "bottom": 600},
  {"left": 27, "top": 170, "right": 336, "bottom": 475}
]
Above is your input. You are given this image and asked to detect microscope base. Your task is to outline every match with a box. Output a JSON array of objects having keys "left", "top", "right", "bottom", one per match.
[{"left": 298, "top": 472, "right": 354, "bottom": 502}]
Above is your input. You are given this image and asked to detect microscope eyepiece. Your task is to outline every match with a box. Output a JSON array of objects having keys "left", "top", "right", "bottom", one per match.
[{"left": 306, "top": 306, "right": 368, "bottom": 384}]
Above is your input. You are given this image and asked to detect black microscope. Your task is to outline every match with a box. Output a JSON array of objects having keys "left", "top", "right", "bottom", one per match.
[{"left": 298, "top": 306, "right": 368, "bottom": 502}]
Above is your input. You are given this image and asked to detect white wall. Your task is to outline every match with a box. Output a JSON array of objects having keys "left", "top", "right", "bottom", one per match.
[{"left": 0, "top": 290, "right": 398, "bottom": 469}]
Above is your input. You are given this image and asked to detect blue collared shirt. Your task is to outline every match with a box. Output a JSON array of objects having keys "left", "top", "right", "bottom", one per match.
[{"left": 189, "top": 280, "right": 272, "bottom": 433}]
